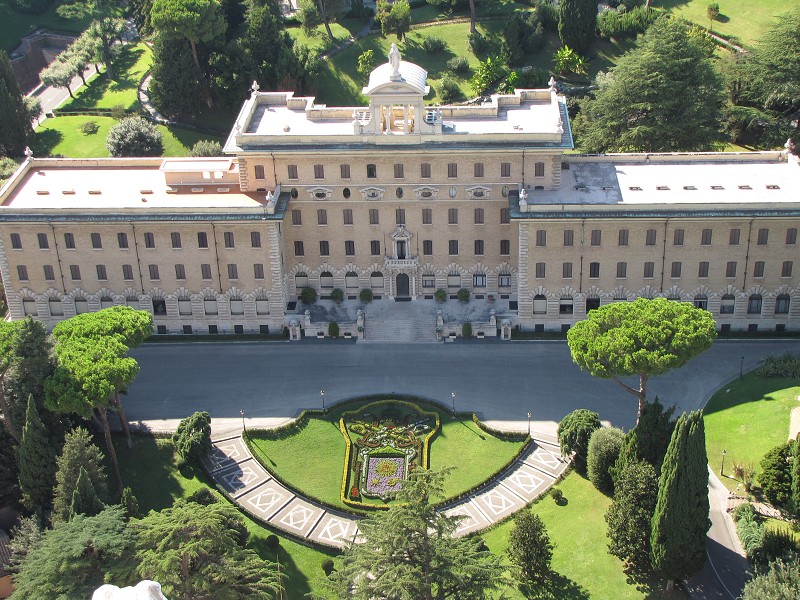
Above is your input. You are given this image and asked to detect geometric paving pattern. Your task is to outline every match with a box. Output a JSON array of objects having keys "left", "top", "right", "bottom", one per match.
[{"left": 207, "top": 434, "right": 570, "bottom": 548}]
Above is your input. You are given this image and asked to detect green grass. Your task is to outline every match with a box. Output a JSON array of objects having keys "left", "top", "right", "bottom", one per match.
[
  {"left": 287, "top": 17, "right": 368, "bottom": 53},
  {"left": 33, "top": 115, "right": 223, "bottom": 158},
  {"left": 653, "top": 0, "right": 789, "bottom": 47},
  {"left": 0, "top": 0, "right": 91, "bottom": 52},
  {"left": 481, "top": 473, "right": 687, "bottom": 599},
  {"left": 703, "top": 373, "right": 800, "bottom": 493},
  {"left": 60, "top": 43, "right": 152, "bottom": 111},
  {"left": 248, "top": 400, "right": 525, "bottom": 512}
]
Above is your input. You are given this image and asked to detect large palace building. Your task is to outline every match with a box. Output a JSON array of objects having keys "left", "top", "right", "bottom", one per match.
[{"left": 1, "top": 48, "right": 799, "bottom": 335}]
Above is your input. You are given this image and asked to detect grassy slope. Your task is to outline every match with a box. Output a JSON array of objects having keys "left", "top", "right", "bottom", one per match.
[
  {"left": 703, "top": 374, "right": 800, "bottom": 492},
  {"left": 0, "top": 0, "right": 90, "bottom": 52}
]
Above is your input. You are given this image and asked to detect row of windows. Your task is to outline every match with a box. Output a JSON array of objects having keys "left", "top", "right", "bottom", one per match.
[
  {"left": 290, "top": 207, "right": 512, "bottom": 226},
  {"left": 294, "top": 271, "right": 513, "bottom": 290},
  {"left": 16, "top": 262, "right": 267, "bottom": 283},
  {"left": 291, "top": 239, "right": 512, "bottom": 257},
  {"left": 532, "top": 227, "right": 798, "bottom": 248},
  {"left": 531, "top": 294, "right": 792, "bottom": 316},
  {"left": 530, "top": 260, "right": 795, "bottom": 280},
  {"left": 254, "top": 161, "right": 545, "bottom": 181},
  {"left": 9, "top": 231, "right": 263, "bottom": 251}
]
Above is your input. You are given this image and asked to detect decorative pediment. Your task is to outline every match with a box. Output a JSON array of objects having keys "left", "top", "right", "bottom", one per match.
[
  {"left": 466, "top": 186, "right": 491, "bottom": 200},
  {"left": 390, "top": 225, "right": 412, "bottom": 241},
  {"left": 414, "top": 186, "right": 439, "bottom": 200},
  {"left": 360, "top": 187, "right": 385, "bottom": 201},
  {"left": 308, "top": 187, "right": 333, "bottom": 200}
]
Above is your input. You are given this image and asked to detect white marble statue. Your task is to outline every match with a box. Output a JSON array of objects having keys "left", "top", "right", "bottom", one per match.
[
  {"left": 92, "top": 580, "right": 168, "bottom": 600},
  {"left": 388, "top": 43, "right": 401, "bottom": 77}
]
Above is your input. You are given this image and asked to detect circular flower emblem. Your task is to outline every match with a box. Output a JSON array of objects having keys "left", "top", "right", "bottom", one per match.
[{"left": 376, "top": 459, "right": 398, "bottom": 477}]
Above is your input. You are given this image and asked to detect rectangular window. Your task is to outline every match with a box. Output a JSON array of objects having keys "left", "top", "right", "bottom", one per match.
[
  {"left": 422, "top": 208, "right": 432, "bottom": 225},
  {"left": 345, "top": 240, "right": 355, "bottom": 256},
  {"left": 148, "top": 264, "right": 159, "bottom": 280},
  {"left": 698, "top": 261, "right": 709, "bottom": 278},
  {"left": 254, "top": 263, "right": 264, "bottom": 279},
  {"left": 563, "top": 262, "right": 573, "bottom": 278},
  {"left": 782, "top": 261, "right": 793, "bottom": 278},
  {"left": 589, "top": 262, "right": 600, "bottom": 278},
  {"left": 317, "top": 209, "right": 327, "bottom": 225},
  {"left": 319, "top": 240, "right": 329, "bottom": 256},
  {"left": 254, "top": 165, "right": 265, "bottom": 179},
  {"left": 753, "top": 261, "right": 765, "bottom": 278},
  {"left": 175, "top": 264, "right": 186, "bottom": 280},
  {"left": 473, "top": 274, "right": 486, "bottom": 288},
  {"left": 122, "top": 264, "right": 133, "bottom": 280},
  {"left": 474, "top": 208, "right": 484, "bottom": 225},
  {"left": 701, "top": 228, "right": 712, "bottom": 246},
  {"left": 371, "top": 240, "right": 381, "bottom": 256},
  {"left": 729, "top": 228, "right": 740, "bottom": 245},
  {"left": 227, "top": 264, "right": 238, "bottom": 280},
  {"left": 500, "top": 162, "right": 511, "bottom": 178},
  {"left": 421, "top": 163, "right": 431, "bottom": 178},
  {"left": 618, "top": 229, "right": 629, "bottom": 246},
  {"left": 645, "top": 229, "right": 657, "bottom": 246},
  {"left": 423, "top": 275, "right": 435, "bottom": 288},
  {"left": 644, "top": 262, "right": 655, "bottom": 278},
  {"left": 500, "top": 239, "right": 510, "bottom": 255},
  {"left": 343, "top": 209, "right": 353, "bottom": 225},
  {"left": 144, "top": 232, "right": 155, "bottom": 248},
  {"left": 474, "top": 162, "right": 484, "bottom": 178},
  {"left": 313, "top": 164, "right": 324, "bottom": 179},
  {"left": 671, "top": 261, "right": 682, "bottom": 278},
  {"left": 287, "top": 164, "right": 298, "bottom": 179},
  {"left": 90, "top": 233, "right": 102, "bottom": 249},
  {"left": 787, "top": 228, "right": 797, "bottom": 245},
  {"left": 499, "top": 274, "right": 512, "bottom": 287},
  {"left": 590, "top": 230, "right": 601, "bottom": 246},
  {"left": 96, "top": 264, "right": 107, "bottom": 280},
  {"left": 170, "top": 232, "right": 181, "bottom": 249},
  {"left": 70, "top": 265, "right": 80, "bottom": 280},
  {"left": 564, "top": 229, "right": 574, "bottom": 246},
  {"left": 340, "top": 164, "right": 350, "bottom": 179},
  {"left": 726, "top": 261, "right": 737, "bottom": 277},
  {"left": 535, "top": 262, "right": 546, "bottom": 278},
  {"left": 673, "top": 229, "right": 685, "bottom": 246},
  {"left": 223, "top": 232, "right": 235, "bottom": 248},
  {"left": 617, "top": 262, "right": 627, "bottom": 278},
  {"left": 449, "top": 240, "right": 458, "bottom": 255},
  {"left": 757, "top": 228, "right": 769, "bottom": 245},
  {"left": 396, "top": 208, "right": 405, "bottom": 225},
  {"left": 294, "top": 241, "right": 304, "bottom": 256},
  {"left": 112, "top": 232, "right": 126, "bottom": 249},
  {"left": 197, "top": 231, "right": 208, "bottom": 248},
  {"left": 43, "top": 265, "right": 55, "bottom": 281},
  {"left": 474, "top": 239, "right": 484, "bottom": 256},
  {"left": 534, "top": 161, "right": 545, "bottom": 177},
  {"left": 536, "top": 230, "right": 547, "bottom": 247},
  {"left": 500, "top": 208, "right": 510, "bottom": 224},
  {"left": 367, "top": 164, "right": 377, "bottom": 178},
  {"left": 17, "top": 265, "right": 28, "bottom": 281},
  {"left": 291, "top": 209, "right": 302, "bottom": 226},
  {"left": 250, "top": 231, "right": 261, "bottom": 248},
  {"left": 393, "top": 163, "right": 404, "bottom": 179},
  {"left": 448, "top": 208, "right": 458, "bottom": 224},
  {"left": 369, "top": 209, "right": 379, "bottom": 225},
  {"left": 423, "top": 240, "right": 433, "bottom": 255},
  {"left": 447, "top": 163, "right": 457, "bottom": 178},
  {"left": 37, "top": 233, "right": 49, "bottom": 249},
  {"left": 10, "top": 233, "right": 21, "bottom": 249},
  {"left": 64, "top": 232, "right": 76, "bottom": 249},
  {"left": 201, "top": 264, "right": 212, "bottom": 279}
]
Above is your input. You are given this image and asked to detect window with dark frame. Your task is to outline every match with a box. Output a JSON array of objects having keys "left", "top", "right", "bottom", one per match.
[
  {"left": 617, "top": 262, "right": 627, "bottom": 278},
  {"left": 287, "top": 164, "right": 298, "bottom": 179},
  {"left": 590, "top": 230, "right": 601, "bottom": 246},
  {"left": 291, "top": 209, "right": 302, "bottom": 225},
  {"left": 171, "top": 232, "right": 182, "bottom": 249},
  {"left": 782, "top": 261, "right": 793, "bottom": 277},
  {"left": 43, "top": 265, "right": 55, "bottom": 281},
  {"left": 317, "top": 209, "right": 327, "bottom": 225},
  {"left": 369, "top": 209, "right": 379, "bottom": 225},
  {"left": 254, "top": 165, "right": 265, "bottom": 179},
  {"left": 254, "top": 264, "right": 264, "bottom": 279},
  {"left": 91, "top": 233, "right": 102, "bottom": 249},
  {"left": 501, "top": 162, "right": 511, "bottom": 178},
  {"left": 500, "top": 208, "right": 510, "bottom": 224},
  {"left": 250, "top": 231, "right": 261, "bottom": 248},
  {"left": 535, "top": 262, "right": 545, "bottom": 278},
  {"left": 563, "top": 262, "right": 573, "bottom": 278},
  {"left": 729, "top": 228, "right": 740, "bottom": 245},
  {"left": 345, "top": 240, "right": 355, "bottom": 255},
  {"left": 223, "top": 232, "right": 235, "bottom": 248},
  {"left": 644, "top": 262, "right": 654, "bottom": 278},
  {"left": 589, "top": 262, "right": 600, "bottom": 278},
  {"left": 701, "top": 229, "right": 712, "bottom": 246},
  {"left": 474, "top": 162, "right": 484, "bottom": 178},
  {"left": 343, "top": 209, "right": 353, "bottom": 225},
  {"left": 698, "top": 261, "right": 709, "bottom": 277},
  {"left": 371, "top": 240, "right": 381, "bottom": 255},
  {"left": 474, "top": 239, "right": 484, "bottom": 255},
  {"left": 148, "top": 264, "right": 158, "bottom": 280},
  {"left": 534, "top": 162, "right": 545, "bottom": 177},
  {"left": 122, "top": 264, "right": 134, "bottom": 280},
  {"left": 757, "top": 228, "right": 769, "bottom": 245},
  {"left": 673, "top": 229, "right": 685, "bottom": 246},
  {"left": 787, "top": 228, "right": 797, "bottom": 245},
  {"left": 422, "top": 208, "right": 432, "bottom": 225},
  {"left": 447, "top": 163, "right": 457, "bottom": 178},
  {"left": 618, "top": 229, "right": 629, "bottom": 246},
  {"left": 117, "top": 233, "right": 128, "bottom": 249},
  {"left": 367, "top": 164, "right": 377, "bottom": 178},
  {"left": 143, "top": 232, "right": 155, "bottom": 248},
  {"left": 201, "top": 264, "right": 212, "bottom": 279},
  {"left": 396, "top": 208, "right": 405, "bottom": 225},
  {"left": 394, "top": 163, "right": 404, "bottom": 178},
  {"left": 197, "top": 231, "right": 208, "bottom": 248},
  {"left": 175, "top": 264, "right": 186, "bottom": 280},
  {"left": 319, "top": 240, "right": 329, "bottom": 256},
  {"left": 753, "top": 261, "right": 765, "bottom": 278},
  {"left": 340, "top": 164, "right": 350, "bottom": 179},
  {"left": 474, "top": 208, "right": 484, "bottom": 224},
  {"left": 313, "top": 164, "right": 324, "bottom": 179},
  {"left": 671, "top": 261, "right": 682, "bottom": 278},
  {"left": 564, "top": 229, "right": 574, "bottom": 246},
  {"left": 37, "top": 233, "right": 49, "bottom": 249},
  {"left": 448, "top": 208, "right": 458, "bottom": 224},
  {"left": 294, "top": 241, "right": 304, "bottom": 256},
  {"left": 726, "top": 261, "right": 737, "bottom": 277},
  {"left": 449, "top": 240, "right": 458, "bottom": 255},
  {"left": 10, "top": 233, "right": 21, "bottom": 249},
  {"left": 421, "top": 163, "right": 431, "bottom": 178},
  {"left": 645, "top": 229, "right": 657, "bottom": 246},
  {"left": 500, "top": 239, "right": 510, "bottom": 255},
  {"left": 227, "top": 264, "right": 238, "bottom": 280},
  {"left": 423, "top": 240, "right": 433, "bottom": 255},
  {"left": 17, "top": 265, "right": 28, "bottom": 281},
  {"left": 536, "top": 230, "right": 546, "bottom": 246}
]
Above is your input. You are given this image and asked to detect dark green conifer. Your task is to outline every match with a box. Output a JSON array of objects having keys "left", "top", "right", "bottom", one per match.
[{"left": 18, "top": 395, "right": 58, "bottom": 512}]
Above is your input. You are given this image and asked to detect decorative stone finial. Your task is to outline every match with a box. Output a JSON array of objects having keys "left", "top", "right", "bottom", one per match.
[
  {"left": 388, "top": 43, "right": 401, "bottom": 80},
  {"left": 548, "top": 77, "right": 557, "bottom": 92},
  {"left": 250, "top": 80, "right": 259, "bottom": 97},
  {"left": 518, "top": 187, "right": 528, "bottom": 209}
]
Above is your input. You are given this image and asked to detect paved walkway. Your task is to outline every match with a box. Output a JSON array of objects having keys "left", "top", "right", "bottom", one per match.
[{"left": 204, "top": 429, "right": 569, "bottom": 549}]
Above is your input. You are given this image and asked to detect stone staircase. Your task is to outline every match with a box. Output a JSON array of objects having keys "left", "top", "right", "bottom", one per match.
[{"left": 361, "top": 301, "right": 439, "bottom": 343}]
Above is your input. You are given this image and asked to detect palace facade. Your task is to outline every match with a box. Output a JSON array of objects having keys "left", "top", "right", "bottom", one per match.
[{"left": 1, "top": 49, "right": 799, "bottom": 335}]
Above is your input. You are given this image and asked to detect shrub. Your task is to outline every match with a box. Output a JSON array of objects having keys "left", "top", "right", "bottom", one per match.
[
  {"left": 457, "top": 288, "right": 470, "bottom": 303},
  {"left": 507, "top": 511, "right": 553, "bottom": 585},
  {"left": 742, "top": 556, "right": 800, "bottom": 600},
  {"left": 587, "top": 426, "right": 625, "bottom": 495},
  {"left": 597, "top": 6, "right": 658, "bottom": 40},
  {"left": 321, "top": 558, "right": 335, "bottom": 576},
  {"left": 468, "top": 31, "right": 489, "bottom": 55},
  {"left": 437, "top": 75, "right": 463, "bottom": 104},
  {"left": 330, "top": 288, "right": 344, "bottom": 302},
  {"left": 422, "top": 36, "right": 448, "bottom": 53},
  {"left": 109, "top": 104, "right": 127, "bottom": 120},
  {"left": 186, "top": 487, "right": 218, "bottom": 506},
  {"left": 172, "top": 411, "right": 212, "bottom": 465},
  {"left": 758, "top": 353, "right": 800, "bottom": 379},
  {"left": 0, "top": 157, "right": 20, "bottom": 184},
  {"left": 106, "top": 116, "right": 163, "bottom": 157},
  {"left": 557, "top": 409, "right": 601, "bottom": 474},
  {"left": 760, "top": 442, "right": 795, "bottom": 508},
  {"left": 446, "top": 56, "right": 470, "bottom": 75},
  {"left": 550, "top": 487, "right": 564, "bottom": 504},
  {"left": 328, "top": 321, "right": 340, "bottom": 337},
  {"left": 189, "top": 140, "right": 223, "bottom": 157},
  {"left": 732, "top": 502, "right": 758, "bottom": 524},
  {"left": 359, "top": 288, "right": 373, "bottom": 303},
  {"left": 434, "top": 288, "right": 447, "bottom": 302},
  {"left": 736, "top": 518, "right": 765, "bottom": 560},
  {"left": 266, "top": 534, "right": 280, "bottom": 550},
  {"left": 80, "top": 120, "right": 100, "bottom": 135},
  {"left": 759, "top": 528, "right": 798, "bottom": 565},
  {"left": 462, "top": 322, "right": 472, "bottom": 338},
  {"left": 516, "top": 67, "right": 549, "bottom": 88},
  {"left": 120, "top": 487, "right": 139, "bottom": 519},
  {"left": 536, "top": 0, "right": 559, "bottom": 31},
  {"left": 299, "top": 287, "right": 317, "bottom": 304}
]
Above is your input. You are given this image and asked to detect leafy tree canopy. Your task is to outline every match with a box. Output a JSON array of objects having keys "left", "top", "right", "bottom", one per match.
[
  {"left": 557, "top": 409, "right": 600, "bottom": 475},
  {"left": 53, "top": 427, "right": 109, "bottom": 523},
  {"left": 507, "top": 510, "right": 553, "bottom": 588},
  {"left": 558, "top": 0, "right": 596, "bottom": 56},
  {"left": 52, "top": 305, "right": 153, "bottom": 349}
]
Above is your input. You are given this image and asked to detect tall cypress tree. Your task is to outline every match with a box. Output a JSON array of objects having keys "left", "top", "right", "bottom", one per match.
[
  {"left": 52, "top": 428, "right": 109, "bottom": 523},
  {"left": 18, "top": 395, "right": 58, "bottom": 512},
  {"left": 69, "top": 465, "right": 105, "bottom": 519},
  {"left": 651, "top": 411, "right": 710, "bottom": 590},
  {"left": 0, "top": 50, "right": 32, "bottom": 158},
  {"left": 558, "top": 0, "right": 596, "bottom": 56},
  {"left": 612, "top": 397, "right": 676, "bottom": 486}
]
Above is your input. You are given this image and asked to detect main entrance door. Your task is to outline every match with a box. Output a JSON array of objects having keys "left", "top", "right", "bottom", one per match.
[{"left": 396, "top": 273, "right": 410, "bottom": 297}]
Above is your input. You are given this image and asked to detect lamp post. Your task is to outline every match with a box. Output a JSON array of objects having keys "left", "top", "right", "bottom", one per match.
[
  {"left": 240, "top": 409, "right": 246, "bottom": 433},
  {"left": 721, "top": 449, "right": 727, "bottom": 476},
  {"left": 527, "top": 412, "right": 532, "bottom": 436},
  {"left": 740, "top": 356, "right": 744, "bottom": 380},
  {"left": 451, "top": 391, "right": 456, "bottom": 415},
  {"left": 320, "top": 389, "right": 325, "bottom": 411}
]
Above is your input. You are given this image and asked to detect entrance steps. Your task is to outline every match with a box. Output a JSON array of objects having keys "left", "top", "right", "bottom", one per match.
[{"left": 361, "top": 300, "right": 439, "bottom": 343}]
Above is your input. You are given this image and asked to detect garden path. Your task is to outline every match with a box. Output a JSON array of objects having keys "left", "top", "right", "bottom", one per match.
[{"left": 205, "top": 429, "right": 569, "bottom": 549}]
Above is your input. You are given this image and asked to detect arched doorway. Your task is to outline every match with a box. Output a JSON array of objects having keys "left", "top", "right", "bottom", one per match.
[{"left": 396, "top": 273, "right": 410, "bottom": 297}]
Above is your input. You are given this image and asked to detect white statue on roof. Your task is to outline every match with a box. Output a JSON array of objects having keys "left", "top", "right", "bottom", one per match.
[
  {"left": 388, "top": 43, "right": 401, "bottom": 79},
  {"left": 92, "top": 580, "right": 168, "bottom": 600}
]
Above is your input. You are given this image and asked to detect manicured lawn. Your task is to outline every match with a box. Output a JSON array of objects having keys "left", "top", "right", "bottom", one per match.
[
  {"left": 653, "top": 0, "right": 789, "bottom": 47},
  {"left": 703, "top": 373, "right": 800, "bottom": 493},
  {"left": 248, "top": 399, "right": 525, "bottom": 512},
  {"left": 60, "top": 43, "right": 152, "bottom": 111},
  {"left": 481, "top": 472, "right": 687, "bottom": 599},
  {"left": 287, "top": 17, "right": 369, "bottom": 53},
  {"left": 33, "top": 115, "right": 223, "bottom": 158},
  {"left": 0, "top": 0, "right": 90, "bottom": 52}
]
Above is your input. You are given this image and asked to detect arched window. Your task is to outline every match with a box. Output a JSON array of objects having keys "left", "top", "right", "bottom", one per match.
[
  {"left": 533, "top": 294, "right": 547, "bottom": 314},
  {"left": 694, "top": 294, "right": 708, "bottom": 310},
  {"left": 447, "top": 273, "right": 461, "bottom": 288},
  {"left": 256, "top": 292, "right": 269, "bottom": 315},
  {"left": 747, "top": 294, "right": 762, "bottom": 315},
  {"left": 230, "top": 296, "right": 244, "bottom": 315},
  {"left": 586, "top": 296, "right": 601, "bottom": 312},
  {"left": 295, "top": 272, "right": 309, "bottom": 289},
  {"left": 49, "top": 298, "right": 64, "bottom": 316},
  {"left": 100, "top": 295, "right": 113, "bottom": 309},
  {"left": 23, "top": 299, "right": 37, "bottom": 316},
  {"left": 345, "top": 271, "right": 359, "bottom": 289},
  {"left": 125, "top": 296, "right": 139, "bottom": 308},
  {"left": 775, "top": 294, "right": 790, "bottom": 315},
  {"left": 720, "top": 294, "right": 735, "bottom": 314},
  {"left": 152, "top": 299, "right": 167, "bottom": 315},
  {"left": 203, "top": 295, "right": 218, "bottom": 316},
  {"left": 74, "top": 296, "right": 89, "bottom": 314},
  {"left": 320, "top": 271, "right": 334, "bottom": 289},
  {"left": 559, "top": 295, "right": 573, "bottom": 315},
  {"left": 370, "top": 271, "right": 384, "bottom": 289},
  {"left": 178, "top": 296, "right": 192, "bottom": 315}
]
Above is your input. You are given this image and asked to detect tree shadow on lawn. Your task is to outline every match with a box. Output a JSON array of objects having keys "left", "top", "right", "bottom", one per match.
[
  {"left": 251, "top": 532, "right": 336, "bottom": 598},
  {"left": 401, "top": 35, "right": 456, "bottom": 79},
  {"left": 518, "top": 571, "right": 590, "bottom": 600},
  {"left": 32, "top": 128, "right": 63, "bottom": 157},
  {"left": 64, "top": 46, "right": 145, "bottom": 110},
  {"left": 702, "top": 376, "right": 800, "bottom": 416}
]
